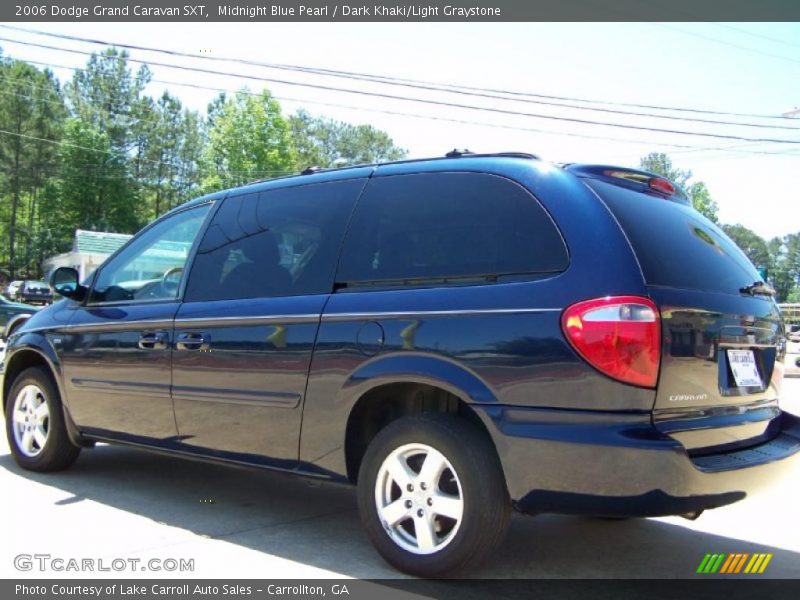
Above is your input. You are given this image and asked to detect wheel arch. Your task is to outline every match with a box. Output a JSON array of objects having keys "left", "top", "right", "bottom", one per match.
[
  {"left": 3, "top": 345, "right": 57, "bottom": 410},
  {"left": 3, "top": 313, "right": 34, "bottom": 339},
  {"left": 341, "top": 355, "right": 504, "bottom": 485},
  {"left": 1, "top": 339, "right": 83, "bottom": 447}
]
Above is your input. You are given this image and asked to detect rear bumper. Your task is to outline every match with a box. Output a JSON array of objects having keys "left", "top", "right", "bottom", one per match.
[{"left": 476, "top": 405, "right": 800, "bottom": 517}]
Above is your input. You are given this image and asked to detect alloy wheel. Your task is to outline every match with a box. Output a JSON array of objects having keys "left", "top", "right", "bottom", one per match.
[
  {"left": 12, "top": 384, "right": 50, "bottom": 457},
  {"left": 374, "top": 443, "right": 464, "bottom": 555}
]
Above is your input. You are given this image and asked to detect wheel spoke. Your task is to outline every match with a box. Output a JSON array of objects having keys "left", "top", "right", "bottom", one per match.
[
  {"left": 13, "top": 408, "right": 27, "bottom": 424},
  {"left": 380, "top": 498, "right": 411, "bottom": 527},
  {"left": 24, "top": 386, "right": 37, "bottom": 407},
  {"left": 21, "top": 430, "right": 35, "bottom": 453},
  {"left": 386, "top": 455, "right": 415, "bottom": 489},
  {"left": 431, "top": 491, "right": 463, "bottom": 521},
  {"left": 33, "top": 425, "right": 47, "bottom": 449},
  {"left": 34, "top": 402, "right": 49, "bottom": 421},
  {"left": 414, "top": 514, "right": 438, "bottom": 553},
  {"left": 416, "top": 449, "right": 447, "bottom": 487}
]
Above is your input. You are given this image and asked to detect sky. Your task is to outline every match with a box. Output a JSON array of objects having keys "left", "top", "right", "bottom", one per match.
[{"left": 0, "top": 21, "right": 799, "bottom": 239}]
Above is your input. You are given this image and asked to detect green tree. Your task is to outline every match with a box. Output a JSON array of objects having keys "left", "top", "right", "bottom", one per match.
[
  {"left": 66, "top": 48, "right": 151, "bottom": 154},
  {"left": 781, "top": 233, "right": 800, "bottom": 301},
  {"left": 202, "top": 89, "right": 296, "bottom": 191},
  {"left": 721, "top": 224, "right": 771, "bottom": 272},
  {"left": 639, "top": 152, "right": 719, "bottom": 222},
  {"left": 290, "top": 109, "right": 406, "bottom": 168},
  {"left": 0, "top": 59, "right": 65, "bottom": 277},
  {"left": 137, "top": 92, "right": 206, "bottom": 218},
  {"left": 55, "top": 118, "right": 141, "bottom": 237},
  {"left": 766, "top": 235, "right": 800, "bottom": 302},
  {"left": 65, "top": 49, "right": 151, "bottom": 222},
  {"left": 768, "top": 237, "right": 790, "bottom": 301}
]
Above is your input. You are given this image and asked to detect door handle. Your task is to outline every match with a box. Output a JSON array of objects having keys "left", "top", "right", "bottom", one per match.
[
  {"left": 138, "top": 331, "right": 168, "bottom": 350},
  {"left": 175, "top": 332, "right": 210, "bottom": 351}
]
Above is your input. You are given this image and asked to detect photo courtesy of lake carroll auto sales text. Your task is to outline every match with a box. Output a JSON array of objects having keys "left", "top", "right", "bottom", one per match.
[
  {"left": 0, "top": 1, "right": 799, "bottom": 599},
  {"left": 15, "top": 583, "right": 353, "bottom": 596}
]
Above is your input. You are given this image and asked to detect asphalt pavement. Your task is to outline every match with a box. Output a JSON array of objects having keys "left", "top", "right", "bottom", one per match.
[{"left": 1, "top": 374, "right": 799, "bottom": 581}]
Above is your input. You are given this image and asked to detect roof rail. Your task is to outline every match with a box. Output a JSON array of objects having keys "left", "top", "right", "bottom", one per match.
[
  {"left": 445, "top": 148, "right": 475, "bottom": 158},
  {"left": 301, "top": 166, "right": 324, "bottom": 175},
  {"left": 445, "top": 150, "right": 539, "bottom": 160},
  {"left": 494, "top": 151, "right": 539, "bottom": 160},
  {"left": 243, "top": 151, "right": 541, "bottom": 188}
]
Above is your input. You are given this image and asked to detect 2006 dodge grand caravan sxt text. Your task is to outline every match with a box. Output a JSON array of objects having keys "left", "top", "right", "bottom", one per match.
[{"left": 3, "top": 152, "right": 799, "bottom": 576}]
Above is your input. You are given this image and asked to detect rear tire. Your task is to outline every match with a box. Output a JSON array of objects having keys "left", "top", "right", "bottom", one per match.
[
  {"left": 357, "top": 413, "right": 510, "bottom": 577},
  {"left": 5, "top": 366, "right": 80, "bottom": 472}
]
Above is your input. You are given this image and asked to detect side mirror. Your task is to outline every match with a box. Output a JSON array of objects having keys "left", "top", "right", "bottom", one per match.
[{"left": 50, "top": 267, "right": 86, "bottom": 301}]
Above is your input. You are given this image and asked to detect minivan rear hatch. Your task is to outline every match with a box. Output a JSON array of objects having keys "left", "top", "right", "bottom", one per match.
[{"left": 572, "top": 166, "right": 784, "bottom": 454}]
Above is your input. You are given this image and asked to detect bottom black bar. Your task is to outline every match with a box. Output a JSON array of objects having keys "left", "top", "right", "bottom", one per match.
[{"left": 4, "top": 579, "right": 800, "bottom": 600}]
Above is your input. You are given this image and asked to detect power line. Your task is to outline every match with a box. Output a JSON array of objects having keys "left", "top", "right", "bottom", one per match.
[
  {"left": 4, "top": 23, "right": 796, "bottom": 124},
  {"left": 2, "top": 34, "right": 800, "bottom": 146},
  {"left": 628, "top": 0, "right": 800, "bottom": 54},
  {"left": 13, "top": 55, "right": 800, "bottom": 158},
  {"left": 654, "top": 23, "right": 800, "bottom": 66},
  {"left": 2, "top": 24, "right": 799, "bottom": 131},
  {"left": 712, "top": 23, "right": 800, "bottom": 51},
  {"left": 0, "top": 128, "right": 300, "bottom": 178}
]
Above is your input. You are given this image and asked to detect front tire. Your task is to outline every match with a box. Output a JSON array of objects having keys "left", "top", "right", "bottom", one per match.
[
  {"left": 5, "top": 366, "right": 80, "bottom": 472},
  {"left": 357, "top": 413, "right": 510, "bottom": 577}
]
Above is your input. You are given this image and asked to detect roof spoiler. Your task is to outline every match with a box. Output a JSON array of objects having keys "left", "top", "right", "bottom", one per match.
[{"left": 565, "top": 164, "right": 690, "bottom": 204}]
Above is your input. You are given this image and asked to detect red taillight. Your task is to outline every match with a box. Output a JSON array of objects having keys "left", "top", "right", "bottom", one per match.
[
  {"left": 561, "top": 296, "right": 661, "bottom": 388},
  {"left": 648, "top": 177, "right": 675, "bottom": 195}
]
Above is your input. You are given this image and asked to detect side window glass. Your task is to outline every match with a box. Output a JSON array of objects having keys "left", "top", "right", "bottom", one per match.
[
  {"left": 337, "top": 173, "right": 568, "bottom": 285},
  {"left": 184, "top": 179, "right": 364, "bottom": 302},
  {"left": 89, "top": 204, "right": 211, "bottom": 304}
]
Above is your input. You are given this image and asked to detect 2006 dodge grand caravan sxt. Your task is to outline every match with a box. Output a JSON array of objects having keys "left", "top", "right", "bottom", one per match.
[{"left": 3, "top": 152, "right": 799, "bottom": 576}]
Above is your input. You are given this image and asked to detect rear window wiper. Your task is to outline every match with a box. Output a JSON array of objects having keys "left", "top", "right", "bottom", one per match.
[{"left": 739, "top": 281, "right": 776, "bottom": 297}]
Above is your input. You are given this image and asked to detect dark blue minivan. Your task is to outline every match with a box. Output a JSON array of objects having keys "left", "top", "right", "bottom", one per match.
[{"left": 3, "top": 152, "right": 799, "bottom": 576}]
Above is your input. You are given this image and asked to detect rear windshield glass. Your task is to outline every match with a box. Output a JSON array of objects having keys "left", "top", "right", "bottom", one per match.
[{"left": 584, "top": 179, "right": 762, "bottom": 295}]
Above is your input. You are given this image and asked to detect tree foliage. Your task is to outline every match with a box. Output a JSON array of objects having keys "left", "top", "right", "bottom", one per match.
[
  {"left": 0, "top": 58, "right": 66, "bottom": 276},
  {"left": 639, "top": 152, "right": 719, "bottom": 223},
  {"left": 290, "top": 109, "right": 407, "bottom": 168},
  {"left": 56, "top": 118, "right": 140, "bottom": 235},
  {"left": 202, "top": 90, "right": 296, "bottom": 192},
  {"left": 721, "top": 224, "right": 771, "bottom": 270},
  {"left": 639, "top": 153, "right": 799, "bottom": 301},
  {"left": 0, "top": 44, "right": 792, "bottom": 307},
  {"left": 0, "top": 48, "right": 405, "bottom": 280},
  {"left": 765, "top": 234, "right": 800, "bottom": 302}
]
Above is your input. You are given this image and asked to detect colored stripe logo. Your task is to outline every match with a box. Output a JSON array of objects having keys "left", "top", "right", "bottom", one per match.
[{"left": 696, "top": 552, "right": 773, "bottom": 574}]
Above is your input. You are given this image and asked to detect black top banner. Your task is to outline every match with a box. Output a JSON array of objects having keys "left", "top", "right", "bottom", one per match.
[{"left": 3, "top": 0, "right": 800, "bottom": 22}]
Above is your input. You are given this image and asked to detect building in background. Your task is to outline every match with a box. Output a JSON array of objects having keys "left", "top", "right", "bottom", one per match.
[
  {"left": 781, "top": 303, "right": 800, "bottom": 327},
  {"left": 43, "top": 229, "right": 132, "bottom": 281}
]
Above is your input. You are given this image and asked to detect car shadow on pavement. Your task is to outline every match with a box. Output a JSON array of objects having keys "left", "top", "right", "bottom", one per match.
[{"left": 3, "top": 443, "right": 799, "bottom": 582}]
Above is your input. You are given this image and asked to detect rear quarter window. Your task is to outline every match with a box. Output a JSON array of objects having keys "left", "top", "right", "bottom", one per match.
[
  {"left": 584, "top": 179, "right": 761, "bottom": 295},
  {"left": 337, "top": 172, "right": 568, "bottom": 286}
]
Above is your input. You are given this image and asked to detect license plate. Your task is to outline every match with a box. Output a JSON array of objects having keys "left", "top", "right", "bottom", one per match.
[{"left": 727, "top": 349, "right": 762, "bottom": 387}]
